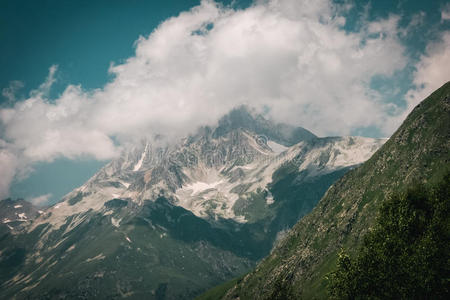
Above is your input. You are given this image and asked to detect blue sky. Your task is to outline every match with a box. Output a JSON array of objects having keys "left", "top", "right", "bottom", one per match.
[
  {"left": 0, "top": 0, "right": 250, "bottom": 102},
  {"left": 0, "top": 0, "right": 449, "bottom": 205}
]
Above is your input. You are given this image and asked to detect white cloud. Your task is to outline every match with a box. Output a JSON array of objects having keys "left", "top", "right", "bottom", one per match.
[
  {"left": 397, "top": 11, "right": 426, "bottom": 38},
  {"left": 441, "top": 3, "right": 450, "bottom": 22},
  {"left": 30, "top": 193, "right": 52, "bottom": 206},
  {"left": 0, "top": 148, "right": 18, "bottom": 200},
  {"left": 31, "top": 64, "right": 58, "bottom": 98},
  {"left": 0, "top": 0, "right": 431, "bottom": 198},
  {"left": 405, "top": 31, "right": 450, "bottom": 114},
  {"left": 2, "top": 81, "right": 24, "bottom": 104}
]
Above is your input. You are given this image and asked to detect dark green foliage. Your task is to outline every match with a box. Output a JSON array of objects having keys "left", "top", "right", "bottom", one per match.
[
  {"left": 328, "top": 174, "right": 450, "bottom": 299},
  {"left": 0, "top": 247, "right": 27, "bottom": 282},
  {"left": 155, "top": 283, "right": 168, "bottom": 300},
  {"left": 269, "top": 276, "right": 296, "bottom": 300},
  {"left": 195, "top": 275, "right": 245, "bottom": 300},
  {"left": 104, "top": 198, "right": 128, "bottom": 208},
  {"left": 68, "top": 192, "right": 84, "bottom": 206},
  {"left": 269, "top": 167, "right": 350, "bottom": 230}
]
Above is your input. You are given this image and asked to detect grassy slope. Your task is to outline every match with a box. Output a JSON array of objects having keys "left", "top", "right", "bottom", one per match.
[{"left": 218, "top": 82, "right": 450, "bottom": 299}]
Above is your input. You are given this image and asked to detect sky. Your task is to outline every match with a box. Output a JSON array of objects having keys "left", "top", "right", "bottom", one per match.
[{"left": 0, "top": 0, "right": 449, "bottom": 205}]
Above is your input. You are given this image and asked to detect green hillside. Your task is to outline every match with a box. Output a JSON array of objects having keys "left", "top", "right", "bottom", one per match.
[
  {"left": 328, "top": 174, "right": 449, "bottom": 299},
  {"left": 209, "top": 82, "right": 450, "bottom": 299}
]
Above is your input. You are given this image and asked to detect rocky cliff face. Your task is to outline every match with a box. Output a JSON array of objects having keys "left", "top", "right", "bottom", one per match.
[{"left": 0, "top": 107, "right": 385, "bottom": 299}]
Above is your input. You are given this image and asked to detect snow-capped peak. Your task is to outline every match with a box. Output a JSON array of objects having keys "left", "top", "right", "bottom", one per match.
[{"left": 26, "top": 112, "right": 384, "bottom": 231}]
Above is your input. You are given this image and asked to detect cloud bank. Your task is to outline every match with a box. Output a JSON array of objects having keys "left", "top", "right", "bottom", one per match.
[
  {"left": 405, "top": 32, "right": 450, "bottom": 109},
  {"left": 30, "top": 193, "right": 53, "bottom": 206},
  {"left": 441, "top": 3, "right": 450, "bottom": 22},
  {"left": 0, "top": 0, "right": 449, "bottom": 199}
]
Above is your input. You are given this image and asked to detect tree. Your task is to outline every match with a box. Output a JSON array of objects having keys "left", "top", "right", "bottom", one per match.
[{"left": 327, "top": 174, "right": 450, "bottom": 299}]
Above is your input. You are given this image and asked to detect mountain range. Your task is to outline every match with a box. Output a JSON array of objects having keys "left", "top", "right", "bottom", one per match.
[{"left": 0, "top": 107, "right": 385, "bottom": 299}]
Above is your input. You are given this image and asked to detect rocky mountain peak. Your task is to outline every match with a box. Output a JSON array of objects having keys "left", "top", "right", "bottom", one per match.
[
  {"left": 0, "top": 105, "right": 389, "bottom": 300},
  {"left": 211, "top": 105, "right": 316, "bottom": 146}
]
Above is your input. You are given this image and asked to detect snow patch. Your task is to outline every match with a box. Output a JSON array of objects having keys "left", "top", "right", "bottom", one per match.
[
  {"left": 238, "top": 164, "right": 257, "bottom": 170},
  {"left": 14, "top": 204, "right": 23, "bottom": 209},
  {"left": 133, "top": 143, "right": 148, "bottom": 171},
  {"left": 125, "top": 236, "right": 132, "bottom": 243},
  {"left": 63, "top": 214, "right": 88, "bottom": 235},
  {"left": 66, "top": 244, "right": 76, "bottom": 252},
  {"left": 94, "top": 271, "right": 105, "bottom": 278},
  {"left": 22, "top": 282, "right": 39, "bottom": 292},
  {"left": 85, "top": 253, "right": 106, "bottom": 263},
  {"left": 38, "top": 273, "right": 48, "bottom": 281},
  {"left": 176, "top": 170, "right": 243, "bottom": 221},
  {"left": 297, "top": 137, "right": 385, "bottom": 175},
  {"left": 111, "top": 217, "right": 121, "bottom": 227},
  {"left": 47, "top": 260, "right": 58, "bottom": 270},
  {"left": 48, "top": 236, "right": 68, "bottom": 251},
  {"left": 268, "top": 141, "right": 288, "bottom": 154},
  {"left": 242, "top": 131, "right": 271, "bottom": 155},
  {"left": 29, "top": 190, "right": 119, "bottom": 233},
  {"left": 119, "top": 180, "right": 130, "bottom": 188},
  {"left": 266, "top": 191, "right": 275, "bottom": 205},
  {"left": 17, "top": 213, "right": 27, "bottom": 219},
  {"left": 185, "top": 180, "right": 223, "bottom": 196},
  {"left": 175, "top": 148, "right": 292, "bottom": 222}
]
